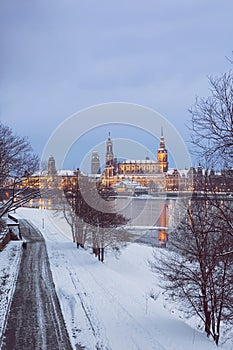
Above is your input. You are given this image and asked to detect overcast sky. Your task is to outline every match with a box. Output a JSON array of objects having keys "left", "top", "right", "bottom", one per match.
[{"left": 1, "top": 0, "right": 233, "bottom": 170}]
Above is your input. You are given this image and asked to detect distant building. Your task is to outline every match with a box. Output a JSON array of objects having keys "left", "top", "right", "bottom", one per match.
[
  {"left": 100, "top": 131, "right": 233, "bottom": 193},
  {"left": 91, "top": 151, "right": 101, "bottom": 174},
  {"left": 48, "top": 155, "right": 57, "bottom": 177},
  {"left": 101, "top": 130, "right": 169, "bottom": 189},
  {"left": 20, "top": 135, "right": 233, "bottom": 203}
]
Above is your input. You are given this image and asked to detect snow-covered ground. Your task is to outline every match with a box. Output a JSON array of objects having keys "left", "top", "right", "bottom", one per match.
[
  {"left": 1, "top": 207, "right": 232, "bottom": 349},
  {"left": 0, "top": 241, "right": 22, "bottom": 342}
]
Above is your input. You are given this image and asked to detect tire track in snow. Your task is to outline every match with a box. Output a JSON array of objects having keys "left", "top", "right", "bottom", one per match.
[
  {"left": 76, "top": 262, "right": 167, "bottom": 350},
  {"left": 66, "top": 265, "right": 111, "bottom": 350}
]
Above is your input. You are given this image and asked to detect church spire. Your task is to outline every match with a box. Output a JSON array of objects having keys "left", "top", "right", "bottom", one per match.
[
  {"left": 106, "top": 132, "right": 114, "bottom": 166},
  {"left": 157, "top": 128, "right": 168, "bottom": 172},
  {"left": 159, "top": 127, "right": 165, "bottom": 149}
]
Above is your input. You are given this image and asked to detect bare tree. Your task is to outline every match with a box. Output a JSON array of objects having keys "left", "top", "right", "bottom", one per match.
[
  {"left": 151, "top": 195, "right": 233, "bottom": 346},
  {"left": 0, "top": 122, "right": 38, "bottom": 183},
  {"left": 0, "top": 181, "right": 40, "bottom": 219},
  {"left": 88, "top": 211, "right": 130, "bottom": 262},
  {"left": 58, "top": 190, "right": 86, "bottom": 247},
  {"left": 62, "top": 171, "right": 130, "bottom": 261},
  {"left": 188, "top": 69, "right": 233, "bottom": 256},
  {"left": 189, "top": 71, "right": 233, "bottom": 168},
  {"left": 0, "top": 122, "right": 39, "bottom": 221}
]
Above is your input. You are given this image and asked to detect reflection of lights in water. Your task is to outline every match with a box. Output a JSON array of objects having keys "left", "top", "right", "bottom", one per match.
[
  {"left": 158, "top": 201, "right": 168, "bottom": 247},
  {"left": 115, "top": 197, "right": 175, "bottom": 226},
  {"left": 158, "top": 230, "right": 167, "bottom": 244},
  {"left": 115, "top": 196, "right": 175, "bottom": 246}
]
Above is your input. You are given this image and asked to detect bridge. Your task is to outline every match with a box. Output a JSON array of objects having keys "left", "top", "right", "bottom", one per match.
[
  {"left": 123, "top": 225, "right": 169, "bottom": 231},
  {"left": 122, "top": 225, "right": 169, "bottom": 247}
]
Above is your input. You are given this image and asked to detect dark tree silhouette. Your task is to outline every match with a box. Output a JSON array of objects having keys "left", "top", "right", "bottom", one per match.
[
  {"left": 151, "top": 190, "right": 233, "bottom": 345},
  {"left": 0, "top": 122, "right": 39, "bottom": 221},
  {"left": 0, "top": 122, "right": 38, "bottom": 183},
  {"left": 63, "top": 171, "right": 129, "bottom": 261},
  {"left": 189, "top": 71, "right": 233, "bottom": 169}
]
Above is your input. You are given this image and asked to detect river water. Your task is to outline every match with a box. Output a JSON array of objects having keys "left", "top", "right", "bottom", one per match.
[
  {"left": 27, "top": 192, "right": 191, "bottom": 246},
  {"left": 114, "top": 195, "right": 177, "bottom": 227},
  {"left": 113, "top": 194, "right": 191, "bottom": 246}
]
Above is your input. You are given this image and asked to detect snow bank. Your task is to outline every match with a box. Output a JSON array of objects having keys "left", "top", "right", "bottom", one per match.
[
  {"left": 17, "top": 208, "right": 232, "bottom": 350},
  {"left": 0, "top": 241, "right": 22, "bottom": 342}
]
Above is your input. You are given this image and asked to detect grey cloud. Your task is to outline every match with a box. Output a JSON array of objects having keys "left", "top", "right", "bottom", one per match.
[{"left": 1, "top": 0, "right": 233, "bottom": 164}]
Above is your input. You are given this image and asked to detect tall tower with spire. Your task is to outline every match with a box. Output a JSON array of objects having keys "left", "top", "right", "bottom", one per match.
[
  {"left": 157, "top": 128, "right": 168, "bottom": 172},
  {"left": 105, "top": 132, "right": 114, "bottom": 166}
]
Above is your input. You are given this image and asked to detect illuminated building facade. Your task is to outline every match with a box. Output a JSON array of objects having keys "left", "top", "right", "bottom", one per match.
[
  {"left": 19, "top": 131, "right": 233, "bottom": 199},
  {"left": 101, "top": 131, "right": 169, "bottom": 190}
]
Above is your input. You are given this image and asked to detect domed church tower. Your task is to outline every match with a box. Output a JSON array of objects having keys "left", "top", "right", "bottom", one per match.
[
  {"left": 157, "top": 128, "right": 168, "bottom": 173},
  {"left": 105, "top": 132, "right": 114, "bottom": 166}
]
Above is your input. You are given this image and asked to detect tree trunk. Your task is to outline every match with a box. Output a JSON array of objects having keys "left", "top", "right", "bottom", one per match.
[
  {"left": 97, "top": 248, "right": 101, "bottom": 261},
  {"left": 214, "top": 333, "right": 219, "bottom": 346},
  {"left": 101, "top": 247, "right": 104, "bottom": 262},
  {"left": 204, "top": 309, "right": 211, "bottom": 337},
  {"left": 202, "top": 288, "right": 211, "bottom": 337}
]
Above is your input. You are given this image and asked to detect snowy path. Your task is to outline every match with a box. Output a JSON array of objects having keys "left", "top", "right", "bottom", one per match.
[
  {"left": 1, "top": 219, "right": 73, "bottom": 350},
  {"left": 17, "top": 208, "right": 230, "bottom": 350}
]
